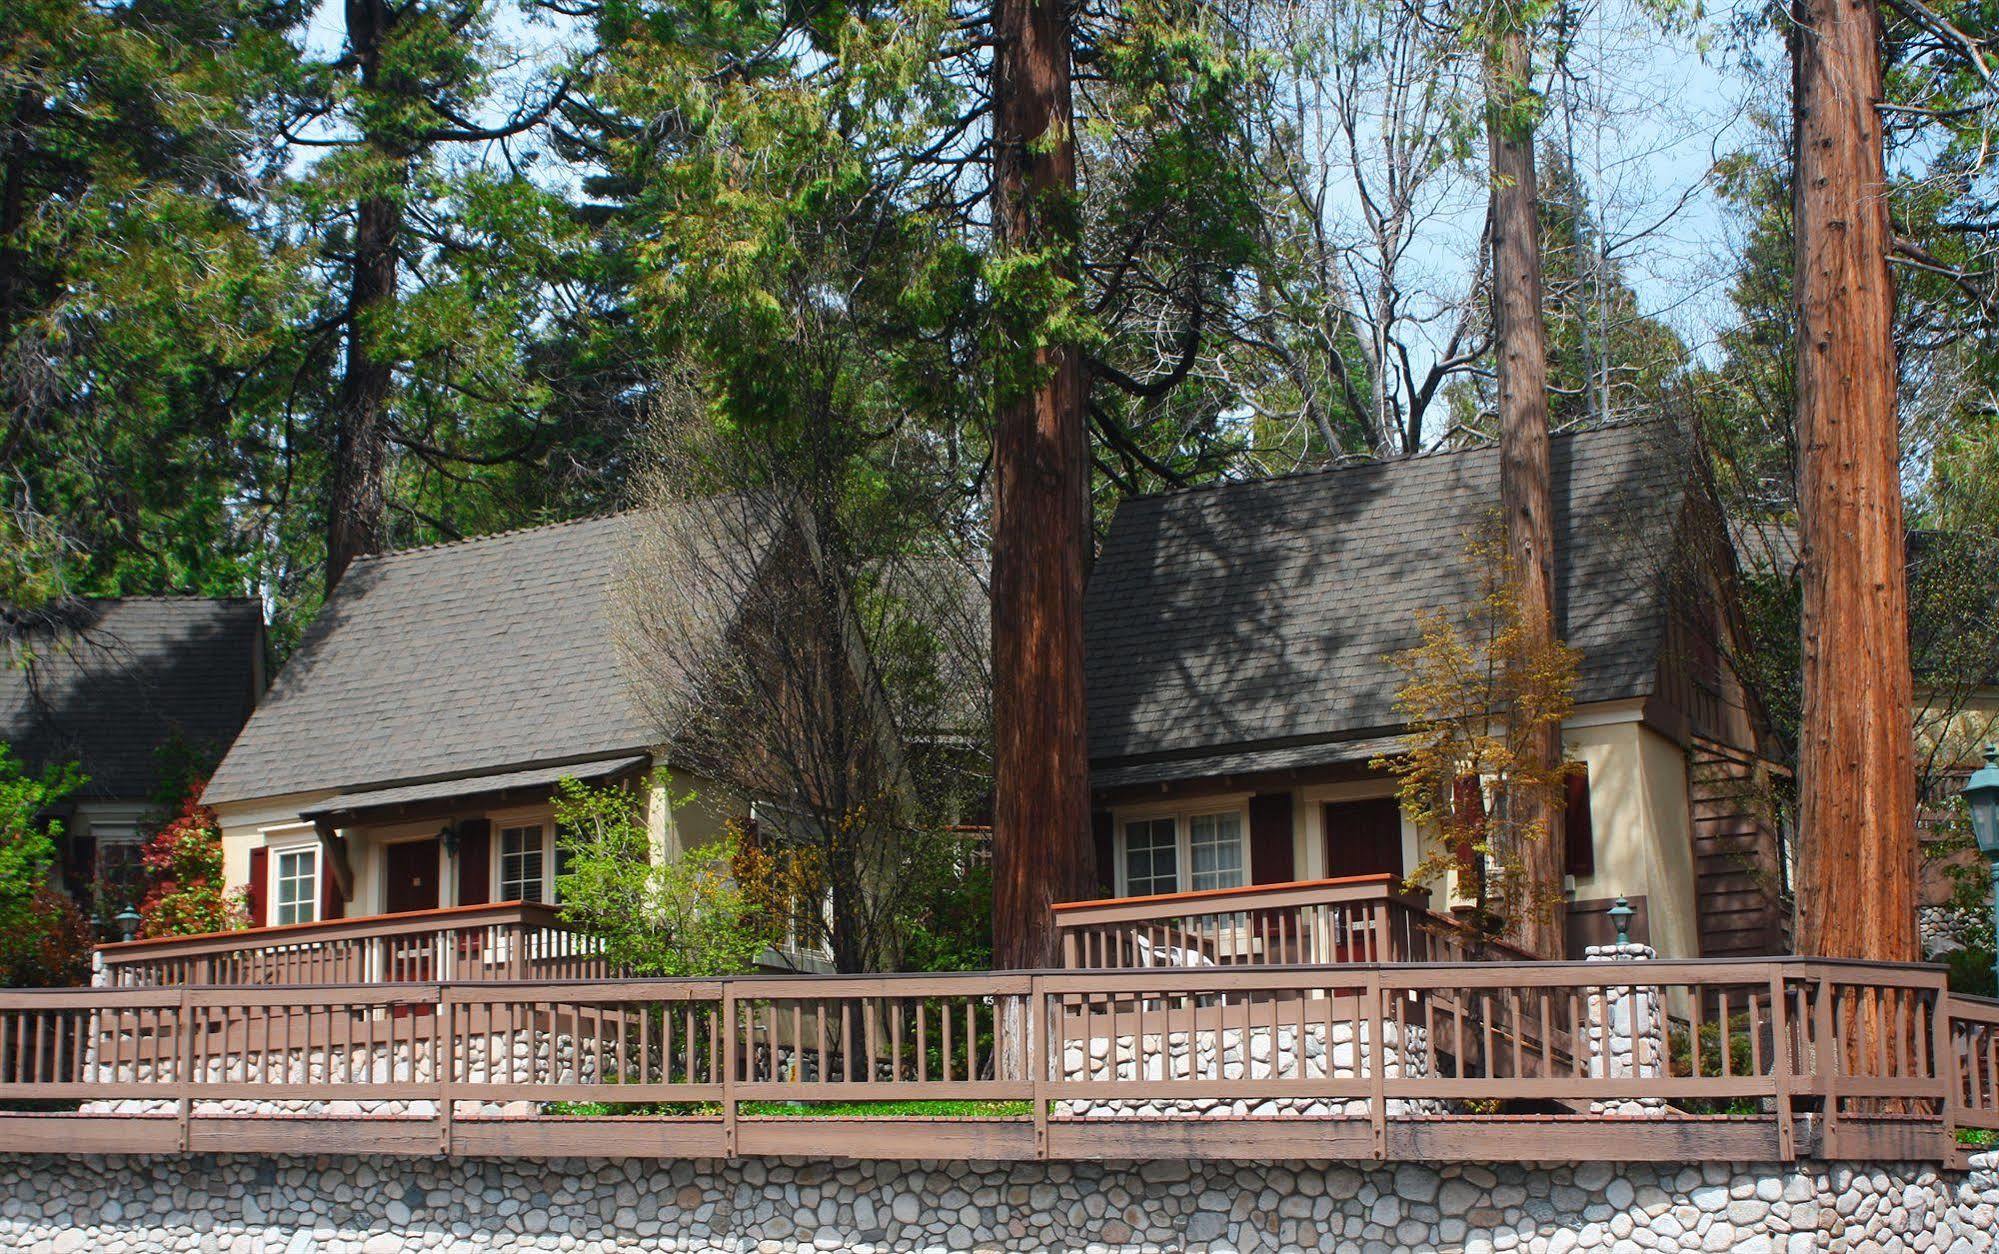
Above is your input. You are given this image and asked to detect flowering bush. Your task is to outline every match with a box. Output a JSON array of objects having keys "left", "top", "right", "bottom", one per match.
[{"left": 137, "top": 784, "right": 247, "bottom": 938}]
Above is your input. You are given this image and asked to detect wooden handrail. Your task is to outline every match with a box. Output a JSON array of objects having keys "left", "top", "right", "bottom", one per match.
[
  {"left": 97, "top": 900, "right": 571, "bottom": 963},
  {"left": 1051, "top": 873, "right": 1407, "bottom": 915}
]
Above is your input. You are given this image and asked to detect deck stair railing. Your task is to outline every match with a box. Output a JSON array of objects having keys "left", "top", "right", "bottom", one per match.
[{"left": 1050, "top": 875, "right": 1537, "bottom": 970}]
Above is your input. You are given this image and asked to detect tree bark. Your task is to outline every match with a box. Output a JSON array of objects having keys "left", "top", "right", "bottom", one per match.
[
  {"left": 325, "top": 0, "right": 403, "bottom": 594},
  {"left": 1485, "top": 25, "right": 1565, "bottom": 959},
  {"left": 989, "top": 0, "right": 1094, "bottom": 971},
  {"left": 1791, "top": 0, "right": 1916, "bottom": 961}
]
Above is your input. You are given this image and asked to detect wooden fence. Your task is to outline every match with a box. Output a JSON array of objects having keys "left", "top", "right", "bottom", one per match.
[
  {"left": 96, "top": 902, "right": 613, "bottom": 987},
  {"left": 0, "top": 958, "right": 1989, "bottom": 1163}
]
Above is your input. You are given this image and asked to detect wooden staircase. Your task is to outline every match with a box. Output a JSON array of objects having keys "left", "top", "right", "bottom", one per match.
[{"left": 1689, "top": 739, "right": 1790, "bottom": 958}]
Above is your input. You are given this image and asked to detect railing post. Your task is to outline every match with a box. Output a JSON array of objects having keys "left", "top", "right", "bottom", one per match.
[
  {"left": 1028, "top": 977, "right": 1047, "bottom": 1161},
  {"left": 176, "top": 988, "right": 195, "bottom": 1154},
  {"left": 1813, "top": 971, "right": 1838, "bottom": 1149},
  {"left": 1769, "top": 968, "right": 1794, "bottom": 1162},
  {"left": 1367, "top": 968, "right": 1386, "bottom": 1160},
  {"left": 1934, "top": 979, "right": 1958, "bottom": 1149},
  {"left": 437, "top": 988, "right": 454, "bottom": 1156},
  {"left": 721, "top": 982, "right": 738, "bottom": 1159}
]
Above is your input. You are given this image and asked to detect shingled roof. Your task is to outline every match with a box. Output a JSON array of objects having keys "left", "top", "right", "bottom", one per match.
[
  {"left": 1084, "top": 421, "right": 1691, "bottom": 783},
  {"left": 1, "top": 598, "right": 264, "bottom": 800},
  {"left": 205, "top": 513, "right": 680, "bottom": 807}
]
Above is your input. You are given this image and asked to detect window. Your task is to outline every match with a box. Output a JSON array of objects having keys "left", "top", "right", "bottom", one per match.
[
  {"left": 1188, "top": 812, "right": 1245, "bottom": 891},
  {"left": 499, "top": 824, "right": 547, "bottom": 903},
  {"left": 1123, "top": 818, "right": 1179, "bottom": 896},
  {"left": 274, "top": 847, "right": 318, "bottom": 926},
  {"left": 1119, "top": 809, "right": 1252, "bottom": 896}
]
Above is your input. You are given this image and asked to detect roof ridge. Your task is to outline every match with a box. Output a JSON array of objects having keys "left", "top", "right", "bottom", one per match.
[
  {"left": 1117, "top": 417, "right": 1656, "bottom": 508},
  {"left": 351, "top": 509, "right": 638, "bottom": 566}
]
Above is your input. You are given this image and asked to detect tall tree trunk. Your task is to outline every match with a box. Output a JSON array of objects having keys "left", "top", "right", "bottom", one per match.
[
  {"left": 326, "top": 0, "right": 402, "bottom": 594},
  {"left": 989, "top": 0, "right": 1093, "bottom": 971},
  {"left": 1486, "top": 25, "right": 1565, "bottom": 959},
  {"left": 1791, "top": 0, "right": 1916, "bottom": 961}
]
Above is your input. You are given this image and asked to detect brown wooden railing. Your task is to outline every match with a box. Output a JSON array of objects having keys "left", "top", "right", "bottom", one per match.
[
  {"left": 0, "top": 958, "right": 1983, "bottom": 1163},
  {"left": 1051, "top": 875, "right": 1538, "bottom": 969},
  {"left": 96, "top": 902, "right": 615, "bottom": 987}
]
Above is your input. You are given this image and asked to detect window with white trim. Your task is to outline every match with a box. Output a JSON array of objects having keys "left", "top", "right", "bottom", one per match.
[
  {"left": 274, "top": 846, "right": 319, "bottom": 925},
  {"left": 499, "top": 824, "right": 547, "bottom": 903},
  {"left": 1188, "top": 812, "right": 1245, "bottom": 890},
  {"left": 1118, "top": 808, "right": 1251, "bottom": 896},
  {"left": 1122, "top": 818, "right": 1179, "bottom": 896}
]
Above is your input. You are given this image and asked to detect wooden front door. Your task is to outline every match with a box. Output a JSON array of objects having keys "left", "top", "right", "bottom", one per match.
[
  {"left": 383, "top": 838, "right": 441, "bottom": 915},
  {"left": 1323, "top": 798, "right": 1404, "bottom": 879}
]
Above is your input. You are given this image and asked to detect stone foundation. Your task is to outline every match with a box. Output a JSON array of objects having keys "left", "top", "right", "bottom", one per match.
[{"left": 1, "top": 1152, "right": 1994, "bottom": 1251}]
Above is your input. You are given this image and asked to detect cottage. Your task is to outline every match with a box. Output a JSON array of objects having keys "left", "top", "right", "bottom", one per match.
[
  {"left": 1, "top": 596, "right": 265, "bottom": 909},
  {"left": 203, "top": 511, "right": 751, "bottom": 929},
  {"left": 1081, "top": 421, "right": 1786, "bottom": 960}
]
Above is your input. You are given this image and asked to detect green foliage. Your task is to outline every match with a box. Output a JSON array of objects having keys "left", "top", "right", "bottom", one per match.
[
  {"left": 1377, "top": 527, "right": 1581, "bottom": 939},
  {"left": 895, "top": 855, "right": 994, "bottom": 973},
  {"left": 552, "top": 777, "right": 776, "bottom": 977},
  {"left": 0, "top": 744, "right": 87, "bottom": 986},
  {"left": 137, "top": 786, "right": 248, "bottom": 939}
]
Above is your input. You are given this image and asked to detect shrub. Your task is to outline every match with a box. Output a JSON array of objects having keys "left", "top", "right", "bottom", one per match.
[
  {"left": 0, "top": 743, "right": 86, "bottom": 986},
  {"left": 136, "top": 784, "right": 247, "bottom": 938},
  {"left": 553, "top": 776, "right": 778, "bottom": 977}
]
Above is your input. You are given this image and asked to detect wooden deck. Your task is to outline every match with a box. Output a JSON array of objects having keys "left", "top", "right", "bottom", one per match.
[{"left": 1, "top": 958, "right": 1991, "bottom": 1163}]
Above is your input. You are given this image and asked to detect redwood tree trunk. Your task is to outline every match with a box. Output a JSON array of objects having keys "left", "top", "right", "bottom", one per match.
[
  {"left": 989, "top": 0, "right": 1094, "bottom": 970},
  {"left": 1486, "top": 26, "right": 1565, "bottom": 959},
  {"left": 326, "top": 0, "right": 402, "bottom": 593},
  {"left": 1791, "top": 0, "right": 1916, "bottom": 961}
]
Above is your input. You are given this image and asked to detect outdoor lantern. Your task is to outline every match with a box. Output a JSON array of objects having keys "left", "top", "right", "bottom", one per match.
[
  {"left": 440, "top": 820, "right": 461, "bottom": 859},
  {"left": 1967, "top": 745, "right": 1999, "bottom": 860},
  {"left": 114, "top": 907, "right": 142, "bottom": 943},
  {"left": 1607, "top": 897, "right": 1634, "bottom": 947},
  {"left": 1965, "top": 746, "right": 1999, "bottom": 993}
]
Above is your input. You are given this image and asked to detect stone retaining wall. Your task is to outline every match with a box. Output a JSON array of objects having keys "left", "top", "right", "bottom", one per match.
[{"left": 2, "top": 1152, "right": 1994, "bottom": 1251}]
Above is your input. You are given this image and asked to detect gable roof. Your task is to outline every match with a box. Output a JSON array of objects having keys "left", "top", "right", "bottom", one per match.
[
  {"left": 1083, "top": 420, "right": 1691, "bottom": 779},
  {"left": 1, "top": 598, "right": 264, "bottom": 800},
  {"left": 205, "top": 513, "right": 685, "bottom": 807}
]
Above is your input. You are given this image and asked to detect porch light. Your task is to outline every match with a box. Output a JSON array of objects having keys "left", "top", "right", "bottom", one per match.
[
  {"left": 440, "top": 821, "right": 460, "bottom": 858},
  {"left": 114, "top": 907, "right": 142, "bottom": 943},
  {"left": 1606, "top": 897, "right": 1634, "bottom": 947},
  {"left": 1963, "top": 746, "right": 1999, "bottom": 993}
]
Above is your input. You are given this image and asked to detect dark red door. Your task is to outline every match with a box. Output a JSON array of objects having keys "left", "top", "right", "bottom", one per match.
[
  {"left": 1323, "top": 798, "right": 1404, "bottom": 879},
  {"left": 384, "top": 839, "right": 441, "bottom": 915}
]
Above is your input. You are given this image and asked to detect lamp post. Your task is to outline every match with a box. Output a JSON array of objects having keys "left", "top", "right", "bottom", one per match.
[
  {"left": 113, "top": 907, "right": 142, "bottom": 943},
  {"left": 1963, "top": 745, "right": 1999, "bottom": 994},
  {"left": 1607, "top": 897, "right": 1634, "bottom": 947}
]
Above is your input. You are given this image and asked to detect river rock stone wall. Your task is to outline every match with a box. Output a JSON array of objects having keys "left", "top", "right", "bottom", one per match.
[{"left": 2, "top": 1152, "right": 1994, "bottom": 1252}]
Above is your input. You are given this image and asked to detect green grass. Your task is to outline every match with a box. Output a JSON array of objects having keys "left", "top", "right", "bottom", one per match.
[
  {"left": 538, "top": 1098, "right": 1031, "bottom": 1118},
  {"left": 1958, "top": 1127, "right": 1996, "bottom": 1148}
]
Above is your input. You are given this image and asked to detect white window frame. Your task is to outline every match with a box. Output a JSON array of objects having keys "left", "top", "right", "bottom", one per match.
[
  {"left": 492, "top": 815, "right": 557, "bottom": 904},
  {"left": 270, "top": 841, "right": 320, "bottom": 926},
  {"left": 1113, "top": 801, "right": 1252, "bottom": 897}
]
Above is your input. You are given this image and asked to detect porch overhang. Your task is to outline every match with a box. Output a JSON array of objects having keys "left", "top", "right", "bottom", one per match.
[
  {"left": 299, "top": 753, "right": 654, "bottom": 827},
  {"left": 1090, "top": 734, "right": 1408, "bottom": 793}
]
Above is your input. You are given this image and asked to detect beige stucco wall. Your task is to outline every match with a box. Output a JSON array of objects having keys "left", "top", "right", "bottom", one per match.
[{"left": 1562, "top": 717, "right": 1700, "bottom": 960}]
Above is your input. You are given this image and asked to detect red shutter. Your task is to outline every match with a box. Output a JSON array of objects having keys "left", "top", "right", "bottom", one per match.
[
  {"left": 1564, "top": 766, "right": 1595, "bottom": 878},
  {"left": 246, "top": 847, "right": 268, "bottom": 926},
  {"left": 321, "top": 849, "right": 345, "bottom": 921},
  {"left": 1451, "top": 775, "right": 1485, "bottom": 867},
  {"left": 62, "top": 833, "right": 97, "bottom": 903},
  {"left": 1247, "top": 793, "right": 1295, "bottom": 885},
  {"left": 456, "top": 819, "right": 492, "bottom": 906},
  {"left": 1090, "top": 810, "right": 1115, "bottom": 897}
]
